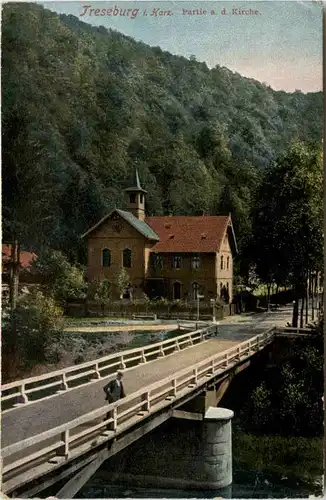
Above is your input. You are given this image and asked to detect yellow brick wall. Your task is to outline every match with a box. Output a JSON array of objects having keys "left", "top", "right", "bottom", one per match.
[{"left": 87, "top": 213, "right": 147, "bottom": 297}]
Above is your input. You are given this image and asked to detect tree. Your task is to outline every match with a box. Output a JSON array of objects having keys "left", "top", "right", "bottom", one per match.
[
  {"left": 116, "top": 267, "right": 131, "bottom": 299},
  {"left": 90, "top": 279, "right": 112, "bottom": 316},
  {"left": 34, "top": 250, "right": 87, "bottom": 307},
  {"left": 249, "top": 141, "right": 323, "bottom": 322},
  {"left": 2, "top": 290, "right": 64, "bottom": 381}
]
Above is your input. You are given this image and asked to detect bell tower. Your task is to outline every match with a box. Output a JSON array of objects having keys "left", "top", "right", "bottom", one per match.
[{"left": 124, "top": 169, "right": 147, "bottom": 221}]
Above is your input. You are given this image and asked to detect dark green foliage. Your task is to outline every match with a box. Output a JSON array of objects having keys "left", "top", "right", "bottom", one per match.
[
  {"left": 2, "top": 3, "right": 322, "bottom": 265},
  {"left": 239, "top": 335, "right": 323, "bottom": 437},
  {"left": 34, "top": 250, "right": 87, "bottom": 305},
  {"left": 233, "top": 432, "right": 323, "bottom": 480},
  {"left": 244, "top": 141, "right": 323, "bottom": 288},
  {"left": 2, "top": 290, "right": 64, "bottom": 381}
]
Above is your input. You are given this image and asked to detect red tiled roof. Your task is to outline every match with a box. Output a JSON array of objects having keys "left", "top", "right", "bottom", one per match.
[
  {"left": 2, "top": 244, "right": 37, "bottom": 270},
  {"left": 145, "top": 216, "right": 232, "bottom": 253}
]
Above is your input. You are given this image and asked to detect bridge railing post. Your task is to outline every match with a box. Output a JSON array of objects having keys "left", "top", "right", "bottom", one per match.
[
  {"left": 108, "top": 407, "right": 118, "bottom": 431},
  {"left": 140, "top": 391, "right": 151, "bottom": 413},
  {"left": 19, "top": 384, "right": 28, "bottom": 404},
  {"left": 57, "top": 430, "right": 69, "bottom": 459},
  {"left": 145, "top": 391, "right": 151, "bottom": 412},
  {"left": 173, "top": 378, "right": 177, "bottom": 397},
  {"left": 120, "top": 356, "right": 126, "bottom": 370},
  {"left": 140, "top": 350, "right": 147, "bottom": 363},
  {"left": 92, "top": 363, "right": 101, "bottom": 380},
  {"left": 159, "top": 345, "right": 165, "bottom": 357},
  {"left": 60, "top": 373, "right": 68, "bottom": 391},
  {"left": 193, "top": 367, "right": 198, "bottom": 384}
]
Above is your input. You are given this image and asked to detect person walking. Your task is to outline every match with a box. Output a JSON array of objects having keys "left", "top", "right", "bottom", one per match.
[{"left": 103, "top": 370, "right": 126, "bottom": 403}]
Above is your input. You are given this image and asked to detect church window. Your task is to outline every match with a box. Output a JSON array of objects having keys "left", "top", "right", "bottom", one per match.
[
  {"left": 102, "top": 249, "right": 111, "bottom": 267},
  {"left": 123, "top": 248, "right": 132, "bottom": 268}
]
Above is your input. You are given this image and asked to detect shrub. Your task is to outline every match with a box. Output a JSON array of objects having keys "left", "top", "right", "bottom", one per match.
[
  {"left": 132, "top": 293, "right": 151, "bottom": 306},
  {"left": 2, "top": 290, "right": 64, "bottom": 381},
  {"left": 116, "top": 267, "right": 130, "bottom": 298},
  {"left": 34, "top": 250, "right": 87, "bottom": 305},
  {"left": 89, "top": 279, "right": 112, "bottom": 316}
]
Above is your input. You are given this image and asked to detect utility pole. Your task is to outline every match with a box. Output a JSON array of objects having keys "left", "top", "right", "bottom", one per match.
[
  {"left": 197, "top": 293, "right": 204, "bottom": 321},
  {"left": 210, "top": 298, "right": 216, "bottom": 322}
]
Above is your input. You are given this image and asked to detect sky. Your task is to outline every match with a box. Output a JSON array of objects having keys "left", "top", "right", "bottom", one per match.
[{"left": 41, "top": 1, "right": 323, "bottom": 93}]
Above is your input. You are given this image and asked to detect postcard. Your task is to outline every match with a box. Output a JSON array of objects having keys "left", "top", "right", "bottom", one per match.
[{"left": 1, "top": 1, "right": 324, "bottom": 498}]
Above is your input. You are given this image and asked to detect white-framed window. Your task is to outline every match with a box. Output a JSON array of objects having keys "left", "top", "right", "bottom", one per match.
[
  {"left": 192, "top": 282, "right": 200, "bottom": 300},
  {"left": 191, "top": 254, "right": 200, "bottom": 269},
  {"left": 220, "top": 255, "right": 224, "bottom": 270},
  {"left": 172, "top": 255, "right": 182, "bottom": 269}
]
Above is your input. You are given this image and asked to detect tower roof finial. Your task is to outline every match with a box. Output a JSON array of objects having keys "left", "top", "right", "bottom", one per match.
[
  {"left": 124, "top": 168, "right": 147, "bottom": 194},
  {"left": 135, "top": 168, "right": 141, "bottom": 190}
]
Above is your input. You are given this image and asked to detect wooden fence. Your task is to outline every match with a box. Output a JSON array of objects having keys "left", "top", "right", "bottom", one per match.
[
  {"left": 1, "top": 324, "right": 214, "bottom": 411},
  {"left": 2, "top": 327, "right": 275, "bottom": 494},
  {"left": 66, "top": 301, "right": 235, "bottom": 320},
  {"left": 275, "top": 327, "right": 320, "bottom": 338}
]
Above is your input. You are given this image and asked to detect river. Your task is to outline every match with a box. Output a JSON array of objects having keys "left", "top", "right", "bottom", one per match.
[{"left": 77, "top": 427, "right": 323, "bottom": 498}]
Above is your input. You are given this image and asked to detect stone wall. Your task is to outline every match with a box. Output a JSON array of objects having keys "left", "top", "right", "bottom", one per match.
[{"left": 103, "top": 407, "right": 233, "bottom": 491}]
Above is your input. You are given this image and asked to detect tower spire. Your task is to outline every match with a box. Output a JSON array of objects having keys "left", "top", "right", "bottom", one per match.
[
  {"left": 124, "top": 169, "right": 147, "bottom": 221},
  {"left": 135, "top": 168, "right": 142, "bottom": 190}
]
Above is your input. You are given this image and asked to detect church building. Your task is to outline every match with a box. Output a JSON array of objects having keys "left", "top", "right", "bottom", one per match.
[{"left": 82, "top": 171, "right": 237, "bottom": 302}]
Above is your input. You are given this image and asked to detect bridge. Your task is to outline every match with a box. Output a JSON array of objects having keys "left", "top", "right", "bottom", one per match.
[{"left": 1, "top": 307, "right": 313, "bottom": 498}]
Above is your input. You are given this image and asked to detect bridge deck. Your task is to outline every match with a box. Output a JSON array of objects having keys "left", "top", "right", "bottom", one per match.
[
  {"left": 3, "top": 305, "right": 294, "bottom": 450},
  {"left": 2, "top": 338, "right": 238, "bottom": 448}
]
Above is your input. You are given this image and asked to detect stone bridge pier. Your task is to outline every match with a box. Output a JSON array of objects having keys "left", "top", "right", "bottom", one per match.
[{"left": 104, "top": 389, "right": 234, "bottom": 494}]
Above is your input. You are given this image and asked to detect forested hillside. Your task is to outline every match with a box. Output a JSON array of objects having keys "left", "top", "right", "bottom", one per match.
[{"left": 2, "top": 3, "right": 323, "bottom": 263}]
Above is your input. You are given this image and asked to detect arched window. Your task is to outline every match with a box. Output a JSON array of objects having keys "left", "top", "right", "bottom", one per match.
[
  {"left": 227, "top": 256, "right": 230, "bottom": 270},
  {"left": 123, "top": 248, "right": 132, "bottom": 268},
  {"left": 225, "top": 282, "right": 230, "bottom": 302},
  {"left": 102, "top": 249, "right": 111, "bottom": 267},
  {"left": 173, "top": 281, "right": 181, "bottom": 300},
  {"left": 129, "top": 194, "right": 136, "bottom": 204},
  {"left": 220, "top": 255, "right": 224, "bottom": 270},
  {"left": 192, "top": 282, "right": 200, "bottom": 300}
]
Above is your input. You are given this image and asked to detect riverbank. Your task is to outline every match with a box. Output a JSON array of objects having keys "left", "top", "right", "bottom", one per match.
[
  {"left": 10, "top": 327, "right": 182, "bottom": 379},
  {"left": 77, "top": 428, "right": 323, "bottom": 499},
  {"left": 63, "top": 323, "right": 180, "bottom": 333}
]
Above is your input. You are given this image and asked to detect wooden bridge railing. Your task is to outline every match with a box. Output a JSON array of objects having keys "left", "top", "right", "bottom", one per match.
[
  {"left": 276, "top": 327, "right": 320, "bottom": 336},
  {"left": 1, "top": 323, "right": 214, "bottom": 411},
  {"left": 2, "top": 327, "right": 276, "bottom": 493}
]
